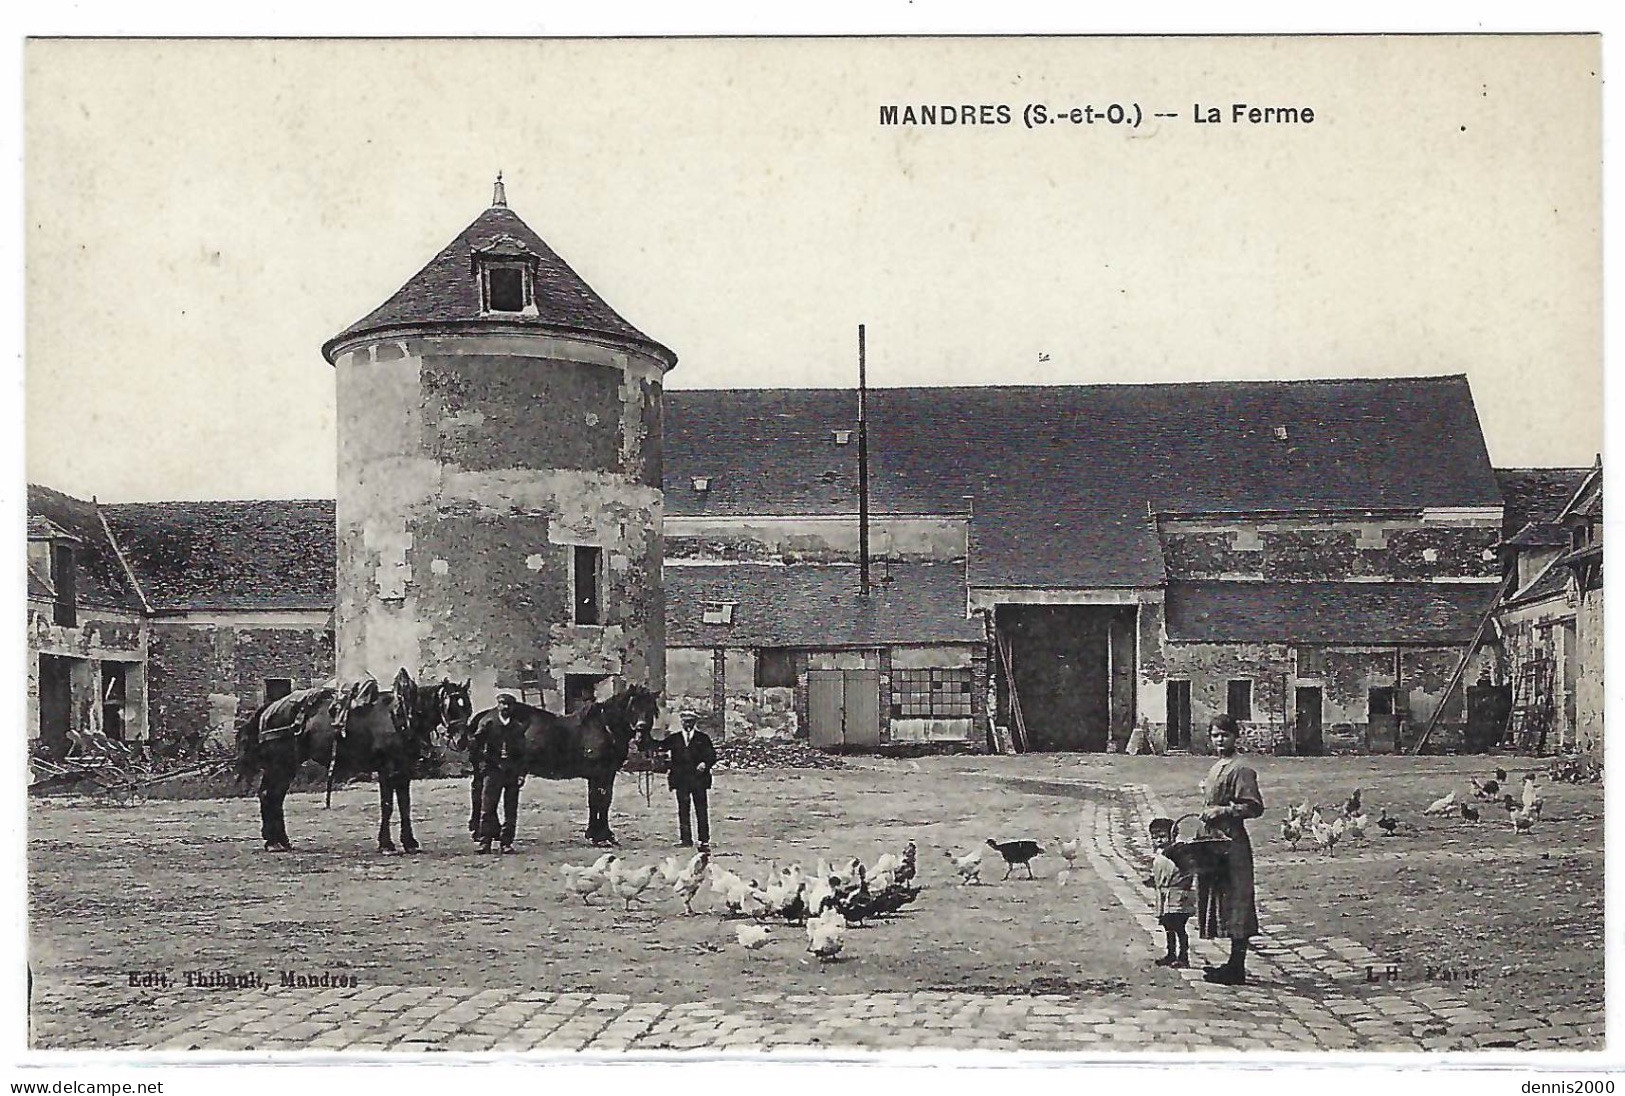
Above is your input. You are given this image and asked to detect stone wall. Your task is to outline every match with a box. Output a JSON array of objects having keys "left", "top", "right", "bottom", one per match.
[
  {"left": 334, "top": 333, "right": 666, "bottom": 713},
  {"left": 146, "top": 619, "right": 334, "bottom": 753},
  {"left": 1574, "top": 587, "right": 1603, "bottom": 764},
  {"left": 26, "top": 605, "right": 148, "bottom": 749},
  {"left": 1160, "top": 516, "right": 1500, "bottom": 581},
  {"left": 665, "top": 515, "right": 965, "bottom": 565}
]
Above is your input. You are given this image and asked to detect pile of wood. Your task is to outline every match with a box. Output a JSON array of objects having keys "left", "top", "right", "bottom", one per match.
[{"left": 714, "top": 737, "right": 850, "bottom": 772}]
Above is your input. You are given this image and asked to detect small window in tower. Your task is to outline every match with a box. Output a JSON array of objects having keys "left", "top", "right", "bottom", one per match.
[
  {"left": 487, "top": 266, "right": 526, "bottom": 313},
  {"left": 574, "top": 546, "right": 602, "bottom": 625},
  {"left": 1227, "top": 679, "right": 1253, "bottom": 722}
]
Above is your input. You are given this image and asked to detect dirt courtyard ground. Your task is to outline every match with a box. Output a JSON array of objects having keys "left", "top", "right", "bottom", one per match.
[{"left": 27, "top": 753, "right": 1603, "bottom": 1053}]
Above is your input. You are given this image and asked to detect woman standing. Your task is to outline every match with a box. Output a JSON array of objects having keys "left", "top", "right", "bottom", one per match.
[{"left": 1197, "top": 713, "right": 1265, "bottom": 985}]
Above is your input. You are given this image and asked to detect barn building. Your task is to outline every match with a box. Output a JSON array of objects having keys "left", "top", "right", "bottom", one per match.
[
  {"left": 321, "top": 181, "right": 675, "bottom": 711},
  {"left": 661, "top": 378, "right": 1509, "bottom": 755}
]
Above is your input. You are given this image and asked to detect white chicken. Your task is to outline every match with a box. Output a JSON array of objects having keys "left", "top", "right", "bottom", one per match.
[
  {"left": 1522, "top": 775, "right": 1545, "bottom": 820},
  {"left": 1345, "top": 812, "right": 1369, "bottom": 841},
  {"left": 608, "top": 861, "right": 657, "bottom": 910},
  {"left": 655, "top": 854, "right": 683, "bottom": 887},
  {"left": 1423, "top": 790, "right": 1459, "bottom": 816},
  {"left": 870, "top": 852, "right": 903, "bottom": 889},
  {"left": 672, "top": 851, "right": 709, "bottom": 914},
  {"left": 805, "top": 906, "right": 845, "bottom": 960},
  {"left": 736, "top": 924, "right": 772, "bottom": 953},
  {"left": 560, "top": 856, "right": 616, "bottom": 904},
  {"left": 1056, "top": 836, "right": 1081, "bottom": 868},
  {"left": 947, "top": 847, "right": 984, "bottom": 885},
  {"left": 1280, "top": 813, "right": 1304, "bottom": 849},
  {"left": 1309, "top": 810, "right": 1340, "bottom": 855}
]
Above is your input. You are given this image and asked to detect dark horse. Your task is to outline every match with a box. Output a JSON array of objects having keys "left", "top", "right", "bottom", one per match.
[
  {"left": 456, "top": 685, "right": 661, "bottom": 847},
  {"left": 236, "top": 669, "right": 472, "bottom": 853}
]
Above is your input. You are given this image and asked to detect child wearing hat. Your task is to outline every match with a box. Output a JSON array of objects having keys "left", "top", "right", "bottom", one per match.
[{"left": 1145, "top": 816, "right": 1195, "bottom": 967}]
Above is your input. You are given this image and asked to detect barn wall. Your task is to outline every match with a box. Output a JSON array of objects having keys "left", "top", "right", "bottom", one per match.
[
  {"left": 26, "top": 606, "right": 148, "bottom": 749},
  {"left": 665, "top": 515, "right": 965, "bottom": 564},
  {"left": 1160, "top": 515, "right": 1501, "bottom": 581},
  {"left": 146, "top": 617, "right": 333, "bottom": 753},
  {"left": 1574, "top": 587, "right": 1604, "bottom": 764}
]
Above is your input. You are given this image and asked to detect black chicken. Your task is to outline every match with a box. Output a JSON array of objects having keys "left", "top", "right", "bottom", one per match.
[
  {"left": 1344, "top": 788, "right": 1362, "bottom": 816},
  {"left": 1471, "top": 777, "right": 1501, "bottom": 799},
  {"left": 894, "top": 841, "right": 918, "bottom": 888},
  {"left": 1459, "top": 802, "right": 1480, "bottom": 823},
  {"left": 1376, "top": 809, "right": 1401, "bottom": 836},
  {"left": 864, "top": 883, "right": 922, "bottom": 919},
  {"left": 987, "top": 838, "right": 1044, "bottom": 879},
  {"left": 1495, "top": 767, "right": 1509, "bottom": 783}
]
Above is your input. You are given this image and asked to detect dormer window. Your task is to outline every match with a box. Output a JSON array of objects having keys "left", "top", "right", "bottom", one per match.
[
  {"left": 473, "top": 234, "right": 539, "bottom": 316},
  {"left": 487, "top": 266, "right": 527, "bottom": 312}
]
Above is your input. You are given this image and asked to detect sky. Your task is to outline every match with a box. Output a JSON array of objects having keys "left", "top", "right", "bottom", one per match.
[{"left": 23, "top": 35, "right": 1602, "bottom": 502}]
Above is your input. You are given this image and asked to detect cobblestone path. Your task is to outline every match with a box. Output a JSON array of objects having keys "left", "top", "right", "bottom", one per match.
[{"left": 116, "top": 780, "right": 1598, "bottom": 1054}]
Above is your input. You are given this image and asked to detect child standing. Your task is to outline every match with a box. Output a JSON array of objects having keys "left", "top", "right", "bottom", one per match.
[{"left": 1146, "top": 817, "right": 1195, "bottom": 967}]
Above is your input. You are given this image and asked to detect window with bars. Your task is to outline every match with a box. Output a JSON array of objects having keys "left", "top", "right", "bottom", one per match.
[{"left": 890, "top": 668, "right": 974, "bottom": 719}]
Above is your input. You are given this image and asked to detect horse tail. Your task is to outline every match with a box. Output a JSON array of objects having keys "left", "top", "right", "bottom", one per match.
[{"left": 234, "top": 701, "right": 271, "bottom": 786}]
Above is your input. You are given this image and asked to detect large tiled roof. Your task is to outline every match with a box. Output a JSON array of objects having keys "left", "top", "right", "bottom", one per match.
[
  {"left": 322, "top": 204, "right": 674, "bottom": 367},
  {"left": 665, "top": 561, "right": 981, "bottom": 648},
  {"left": 25, "top": 486, "right": 143, "bottom": 612},
  {"left": 1165, "top": 581, "right": 1500, "bottom": 645},
  {"left": 102, "top": 500, "right": 336, "bottom": 612},
  {"left": 666, "top": 376, "right": 1500, "bottom": 588},
  {"left": 1495, "top": 467, "right": 1591, "bottom": 539}
]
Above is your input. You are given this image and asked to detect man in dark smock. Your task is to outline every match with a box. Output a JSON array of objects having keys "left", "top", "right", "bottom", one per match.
[{"left": 1196, "top": 712, "right": 1265, "bottom": 985}]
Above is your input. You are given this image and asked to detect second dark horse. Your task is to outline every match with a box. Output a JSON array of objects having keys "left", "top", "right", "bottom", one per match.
[
  {"left": 236, "top": 669, "right": 473, "bottom": 853},
  {"left": 456, "top": 685, "right": 661, "bottom": 847}
]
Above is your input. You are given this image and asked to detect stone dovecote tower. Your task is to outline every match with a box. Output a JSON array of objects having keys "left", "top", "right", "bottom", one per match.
[{"left": 322, "top": 179, "right": 675, "bottom": 711}]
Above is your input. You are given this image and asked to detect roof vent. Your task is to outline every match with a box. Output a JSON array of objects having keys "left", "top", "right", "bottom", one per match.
[
  {"left": 701, "top": 601, "right": 735, "bottom": 625},
  {"left": 833, "top": 429, "right": 852, "bottom": 445},
  {"left": 1273, "top": 425, "right": 1290, "bottom": 442},
  {"left": 691, "top": 476, "right": 711, "bottom": 493}
]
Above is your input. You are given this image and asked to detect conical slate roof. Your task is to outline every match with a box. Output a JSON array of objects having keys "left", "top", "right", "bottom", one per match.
[{"left": 323, "top": 202, "right": 675, "bottom": 367}]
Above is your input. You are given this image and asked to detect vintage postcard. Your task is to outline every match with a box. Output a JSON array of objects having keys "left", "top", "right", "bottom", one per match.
[{"left": 16, "top": 34, "right": 1604, "bottom": 1065}]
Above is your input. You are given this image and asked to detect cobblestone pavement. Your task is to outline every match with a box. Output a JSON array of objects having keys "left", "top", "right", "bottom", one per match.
[{"left": 112, "top": 780, "right": 1599, "bottom": 1055}]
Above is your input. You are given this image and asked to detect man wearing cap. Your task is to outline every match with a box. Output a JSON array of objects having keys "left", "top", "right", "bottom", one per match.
[
  {"left": 645, "top": 706, "right": 717, "bottom": 850},
  {"left": 471, "top": 693, "right": 527, "bottom": 854}
]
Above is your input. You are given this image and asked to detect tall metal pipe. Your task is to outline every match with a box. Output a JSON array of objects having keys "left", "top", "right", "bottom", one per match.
[{"left": 858, "top": 324, "right": 870, "bottom": 599}]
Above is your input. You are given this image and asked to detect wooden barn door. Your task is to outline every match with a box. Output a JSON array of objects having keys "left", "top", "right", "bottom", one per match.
[
  {"left": 807, "top": 671, "right": 844, "bottom": 748},
  {"left": 806, "top": 669, "right": 880, "bottom": 749}
]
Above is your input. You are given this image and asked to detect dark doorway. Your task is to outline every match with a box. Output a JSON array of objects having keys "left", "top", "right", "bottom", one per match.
[
  {"left": 101, "top": 662, "right": 128, "bottom": 742},
  {"left": 996, "top": 605, "right": 1135, "bottom": 752},
  {"left": 1294, "top": 686, "right": 1324, "bottom": 756},
  {"left": 38, "top": 655, "right": 72, "bottom": 758},
  {"left": 564, "top": 673, "right": 607, "bottom": 713},
  {"left": 264, "top": 677, "right": 293, "bottom": 704},
  {"left": 1167, "top": 680, "right": 1192, "bottom": 751}
]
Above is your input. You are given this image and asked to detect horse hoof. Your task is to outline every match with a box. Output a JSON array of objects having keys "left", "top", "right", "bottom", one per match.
[
  {"left": 403, "top": 845, "right": 422, "bottom": 855},
  {"left": 380, "top": 846, "right": 400, "bottom": 856}
]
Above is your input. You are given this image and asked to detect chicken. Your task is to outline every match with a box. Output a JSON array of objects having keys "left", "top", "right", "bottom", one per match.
[
  {"left": 736, "top": 924, "right": 772, "bottom": 953},
  {"left": 1056, "top": 835, "right": 1081, "bottom": 868},
  {"left": 1522, "top": 775, "right": 1544, "bottom": 819},
  {"left": 1310, "top": 812, "right": 1340, "bottom": 855},
  {"left": 870, "top": 852, "right": 903, "bottom": 889},
  {"left": 805, "top": 875, "right": 838, "bottom": 916},
  {"left": 1376, "top": 808, "right": 1401, "bottom": 836},
  {"left": 673, "top": 851, "right": 709, "bottom": 914},
  {"left": 1345, "top": 812, "right": 1369, "bottom": 841},
  {"left": 1459, "top": 802, "right": 1480, "bottom": 823},
  {"left": 1495, "top": 767, "right": 1509, "bottom": 783},
  {"left": 1470, "top": 777, "right": 1501, "bottom": 800},
  {"left": 946, "top": 847, "right": 983, "bottom": 885},
  {"left": 1423, "top": 790, "right": 1458, "bottom": 816},
  {"left": 861, "top": 882, "right": 921, "bottom": 919},
  {"left": 560, "top": 856, "right": 616, "bottom": 904},
  {"left": 1506, "top": 800, "right": 1535, "bottom": 834},
  {"left": 1280, "top": 814, "right": 1304, "bottom": 849},
  {"left": 655, "top": 854, "right": 684, "bottom": 887},
  {"left": 607, "top": 861, "right": 657, "bottom": 910},
  {"left": 894, "top": 842, "right": 918, "bottom": 888},
  {"left": 986, "top": 838, "right": 1043, "bottom": 879},
  {"left": 805, "top": 906, "right": 845, "bottom": 960},
  {"left": 1343, "top": 788, "right": 1362, "bottom": 816}
]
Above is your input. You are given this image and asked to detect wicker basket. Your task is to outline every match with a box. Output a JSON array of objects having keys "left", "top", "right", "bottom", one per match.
[{"left": 1163, "top": 812, "right": 1232, "bottom": 877}]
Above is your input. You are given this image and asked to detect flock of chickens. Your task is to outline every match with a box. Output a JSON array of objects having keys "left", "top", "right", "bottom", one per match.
[
  {"left": 1280, "top": 768, "right": 1549, "bottom": 854},
  {"left": 554, "top": 835, "right": 1080, "bottom": 962}
]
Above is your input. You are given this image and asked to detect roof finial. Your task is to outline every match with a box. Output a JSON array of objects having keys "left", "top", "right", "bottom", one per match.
[{"left": 492, "top": 172, "right": 507, "bottom": 208}]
